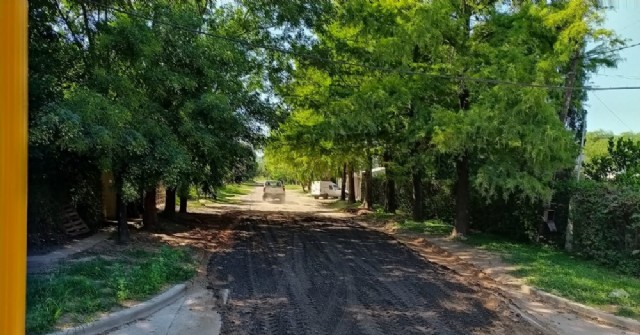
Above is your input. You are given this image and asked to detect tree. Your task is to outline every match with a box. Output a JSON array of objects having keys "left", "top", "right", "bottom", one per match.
[
  {"left": 28, "top": 0, "right": 284, "bottom": 240},
  {"left": 585, "top": 137, "right": 640, "bottom": 185},
  {"left": 585, "top": 131, "right": 640, "bottom": 162}
]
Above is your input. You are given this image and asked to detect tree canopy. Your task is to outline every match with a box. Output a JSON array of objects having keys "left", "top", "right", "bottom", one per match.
[
  {"left": 263, "top": 0, "right": 623, "bottom": 234},
  {"left": 29, "top": 0, "right": 627, "bottom": 243}
]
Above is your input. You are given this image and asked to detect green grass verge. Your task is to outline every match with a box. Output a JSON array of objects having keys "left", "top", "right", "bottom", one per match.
[
  {"left": 26, "top": 246, "right": 197, "bottom": 335},
  {"left": 395, "top": 219, "right": 453, "bottom": 236},
  {"left": 286, "top": 183, "right": 304, "bottom": 192},
  {"left": 465, "top": 234, "right": 640, "bottom": 319},
  {"left": 180, "top": 183, "right": 253, "bottom": 206},
  {"left": 213, "top": 183, "right": 253, "bottom": 203}
]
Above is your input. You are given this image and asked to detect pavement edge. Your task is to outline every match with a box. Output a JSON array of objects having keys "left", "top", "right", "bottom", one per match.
[{"left": 46, "top": 283, "right": 187, "bottom": 335}]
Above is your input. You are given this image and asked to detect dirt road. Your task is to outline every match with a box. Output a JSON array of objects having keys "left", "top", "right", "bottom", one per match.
[{"left": 206, "top": 187, "right": 541, "bottom": 335}]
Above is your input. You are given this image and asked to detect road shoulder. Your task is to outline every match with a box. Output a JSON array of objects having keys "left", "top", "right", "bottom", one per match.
[{"left": 358, "top": 220, "right": 640, "bottom": 335}]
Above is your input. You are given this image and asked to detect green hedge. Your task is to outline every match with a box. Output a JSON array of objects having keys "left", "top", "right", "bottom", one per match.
[{"left": 571, "top": 181, "right": 640, "bottom": 276}]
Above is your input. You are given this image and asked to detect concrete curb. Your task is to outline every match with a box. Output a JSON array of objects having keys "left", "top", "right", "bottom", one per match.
[
  {"left": 47, "top": 283, "right": 187, "bottom": 335},
  {"left": 526, "top": 286, "right": 640, "bottom": 333}
]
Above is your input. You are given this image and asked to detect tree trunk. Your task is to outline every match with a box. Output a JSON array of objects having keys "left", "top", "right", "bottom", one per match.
[
  {"left": 560, "top": 51, "right": 581, "bottom": 125},
  {"left": 179, "top": 195, "right": 187, "bottom": 213},
  {"left": 340, "top": 163, "right": 347, "bottom": 201},
  {"left": 137, "top": 189, "right": 144, "bottom": 216},
  {"left": 143, "top": 188, "right": 158, "bottom": 231},
  {"left": 177, "top": 182, "right": 189, "bottom": 214},
  {"left": 361, "top": 171, "right": 371, "bottom": 210},
  {"left": 348, "top": 163, "right": 356, "bottom": 204},
  {"left": 362, "top": 156, "right": 373, "bottom": 210},
  {"left": 301, "top": 182, "right": 307, "bottom": 193},
  {"left": 165, "top": 187, "right": 176, "bottom": 215},
  {"left": 452, "top": 82, "right": 472, "bottom": 237},
  {"left": 562, "top": 50, "right": 582, "bottom": 251},
  {"left": 115, "top": 176, "right": 129, "bottom": 244},
  {"left": 412, "top": 170, "right": 424, "bottom": 221},
  {"left": 386, "top": 177, "right": 397, "bottom": 214},
  {"left": 383, "top": 151, "right": 397, "bottom": 213},
  {"left": 453, "top": 156, "right": 471, "bottom": 237},
  {"left": 126, "top": 201, "right": 138, "bottom": 218}
]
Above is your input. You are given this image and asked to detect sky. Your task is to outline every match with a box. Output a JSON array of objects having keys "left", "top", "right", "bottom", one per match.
[{"left": 586, "top": 1, "right": 640, "bottom": 134}]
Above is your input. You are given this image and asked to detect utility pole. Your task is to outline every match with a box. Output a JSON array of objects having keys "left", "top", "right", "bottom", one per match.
[{"left": 565, "top": 117, "right": 587, "bottom": 252}]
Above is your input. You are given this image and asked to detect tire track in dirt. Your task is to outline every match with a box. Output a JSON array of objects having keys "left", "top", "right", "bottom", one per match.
[
  {"left": 333, "top": 228, "right": 459, "bottom": 335},
  {"left": 320, "top": 228, "right": 437, "bottom": 335},
  {"left": 305, "top": 228, "right": 375, "bottom": 335},
  {"left": 209, "top": 218, "right": 541, "bottom": 335},
  {"left": 337, "top": 225, "right": 530, "bottom": 335}
]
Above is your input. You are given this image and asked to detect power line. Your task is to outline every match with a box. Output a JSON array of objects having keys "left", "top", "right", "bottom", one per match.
[
  {"left": 598, "top": 41, "right": 640, "bottom": 55},
  {"left": 87, "top": 1, "right": 640, "bottom": 92},
  {"left": 591, "top": 92, "right": 634, "bottom": 132},
  {"left": 591, "top": 73, "right": 640, "bottom": 80}
]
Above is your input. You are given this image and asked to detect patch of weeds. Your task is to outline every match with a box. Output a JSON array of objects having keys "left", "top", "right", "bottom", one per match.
[
  {"left": 617, "top": 306, "right": 639, "bottom": 318},
  {"left": 27, "top": 246, "right": 197, "bottom": 334},
  {"left": 64, "top": 258, "right": 113, "bottom": 279},
  {"left": 213, "top": 184, "right": 252, "bottom": 203},
  {"left": 396, "top": 219, "right": 453, "bottom": 236},
  {"left": 219, "top": 183, "right": 252, "bottom": 196},
  {"left": 369, "top": 210, "right": 400, "bottom": 221}
]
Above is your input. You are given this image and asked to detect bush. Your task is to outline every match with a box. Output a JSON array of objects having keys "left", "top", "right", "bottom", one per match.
[
  {"left": 369, "top": 174, "right": 453, "bottom": 221},
  {"left": 571, "top": 181, "right": 640, "bottom": 276},
  {"left": 470, "top": 195, "right": 544, "bottom": 242}
]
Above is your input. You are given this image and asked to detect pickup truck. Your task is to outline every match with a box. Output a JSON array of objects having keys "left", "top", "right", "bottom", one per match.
[{"left": 263, "top": 180, "right": 285, "bottom": 202}]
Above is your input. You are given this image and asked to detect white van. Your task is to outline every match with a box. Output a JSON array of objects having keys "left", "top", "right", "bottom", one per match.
[{"left": 311, "top": 181, "right": 343, "bottom": 199}]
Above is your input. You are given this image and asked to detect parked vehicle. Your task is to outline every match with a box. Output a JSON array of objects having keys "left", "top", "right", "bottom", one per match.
[
  {"left": 311, "top": 181, "right": 344, "bottom": 199},
  {"left": 263, "top": 180, "right": 285, "bottom": 202}
]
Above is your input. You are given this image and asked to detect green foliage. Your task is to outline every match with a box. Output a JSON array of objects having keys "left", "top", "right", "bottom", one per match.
[
  {"left": 28, "top": 0, "right": 292, "bottom": 227},
  {"left": 470, "top": 195, "right": 547, "bottom": 242},
  {"left": 585, "top": 131, "right": 640, "bottom": 161},
  {"left": 396, "top": 219, "right": 453, "bottom": 236},
  {"left": 26, "top": 246, "right": 196, "bottom": 334},
  {"left": 212, "top": 184, "right": 253, "bottom": 204},
  {"left": 570, "top": 181, "right": 640, "bottom": 276},
  {"left": 265, "top": 0, "right": 619, "bottom": 217},
  {"left": 584, "top": 136, "right": 640, "bottom": 186}
]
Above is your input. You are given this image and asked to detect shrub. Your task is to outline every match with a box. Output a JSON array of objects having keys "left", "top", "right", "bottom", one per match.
[{"left": 571, "top": 181, "right": 640, "bottom": 276}]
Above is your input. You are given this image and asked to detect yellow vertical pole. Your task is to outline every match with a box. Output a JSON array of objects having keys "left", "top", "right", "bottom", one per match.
[{"left": 0, "top": 1, "right": 29, "bottom": 334}]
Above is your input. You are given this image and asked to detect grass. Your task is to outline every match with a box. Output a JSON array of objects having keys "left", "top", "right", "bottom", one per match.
[
  {"left": 180, "top": 183, "right": 253, "bottom": 207},
  {"left": 286, "top": 183, "right": 304, "bottom": 192},
  {"left": 395, "top": 219, "right": 453, "bottom": 236},
  {"left": 465, "top": 234, "right": 640, "bottom": 319},
  {"left": 215, "top": 183, "right": 252, "bottom": 202},
  {"left": 26, "top": 246, "right": 197, "bottom": 335}
]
